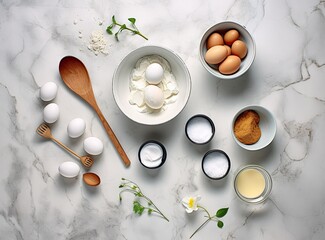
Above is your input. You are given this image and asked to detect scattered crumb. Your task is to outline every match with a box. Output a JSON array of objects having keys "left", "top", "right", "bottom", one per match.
[
  {"left": 73, "top": 17, "right": 110, "bottom": 56},
  {"left": 78, "top": 31, "right": 83, "bottom": 39},
  {"left": 87, "top": 30, "right": 109, "bottom": 55}
]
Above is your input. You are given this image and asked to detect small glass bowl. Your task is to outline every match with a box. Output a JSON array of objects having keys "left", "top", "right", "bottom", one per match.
[
  {"left": 234, "top": 165, "right": 272, "bottom": 204},
  {"left": 185, "top": 114, "right": 215, "bottom": 145},
  {"left": 138, "top": 140, "right": 167, "bottom": 169}
]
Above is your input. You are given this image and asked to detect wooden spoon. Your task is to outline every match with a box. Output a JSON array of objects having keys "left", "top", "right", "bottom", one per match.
[
  {"left": 59, "top": 56, "right": 131, "bottom": 167},
  {"left": 83, "top": 172, "right": 101, "bottom": 186}
]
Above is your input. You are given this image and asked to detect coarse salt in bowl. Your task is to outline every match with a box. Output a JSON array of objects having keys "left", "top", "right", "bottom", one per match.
[
  {"left": 202, "top": 149, "right": 231, "bottom": 180},
  {"left": 185, "top": 114, "right": 215, "bottom": 144},
  {"left": 113, "top": 45, "right": 192, "bottom": 125}
]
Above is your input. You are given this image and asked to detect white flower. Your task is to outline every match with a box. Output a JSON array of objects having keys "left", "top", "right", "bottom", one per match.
[{"left": 182, "top": 196, "right": 201, "bottom": 213}]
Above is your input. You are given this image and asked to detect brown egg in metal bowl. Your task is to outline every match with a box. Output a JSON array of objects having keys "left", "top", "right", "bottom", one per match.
[{"left": 199, "top": 21, "right": 256, "bottom": 79}]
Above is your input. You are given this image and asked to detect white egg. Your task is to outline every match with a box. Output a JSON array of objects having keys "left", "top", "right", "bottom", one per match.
[
  {"left": 67, "top": 118, "right": 86, "bottom": 138},
  {"left": 145, "top": 63, "right": 164, "bottom": 84},
  {"left": 43, "top": 103, "right": 60, "bottom": 123},
  {"left": 84, "top": 137, "right": 103, "bottom": 155},
  {"left": 144, "top": 85, "right": 164, "bottom": 109},
  {"left": 40, "top": 82, "right": 58, "bottom": 101},
  {"left": 58, "top": 161, "right": 80, "bottom": 178}
]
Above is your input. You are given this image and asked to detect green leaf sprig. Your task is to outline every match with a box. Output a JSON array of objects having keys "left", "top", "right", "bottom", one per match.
[
  {"left": 106, "top": 16, "right": 148, "bottom": 41},
  {"left": 190, "top": 206, "right": 229, "bottom": 239},
  {"left": 119, "top": 178, "right": 169, "bottom": 222}
]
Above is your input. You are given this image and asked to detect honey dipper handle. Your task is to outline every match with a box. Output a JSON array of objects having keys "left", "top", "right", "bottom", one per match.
[
  {"left": 51, "top": 137, "right": 80, "bottom": 159},
  {"left": 95, "top": 108, "right": 131, "bottom": 167}
]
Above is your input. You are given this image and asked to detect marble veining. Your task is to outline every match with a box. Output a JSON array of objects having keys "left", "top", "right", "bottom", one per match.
[{"left": 1, "top": 0, "right": 325, "bottom": 239}]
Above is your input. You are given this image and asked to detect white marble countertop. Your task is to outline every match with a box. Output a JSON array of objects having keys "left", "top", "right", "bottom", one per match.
[{"left": 1, "top": 0, "right": 325, "bottom": 239}]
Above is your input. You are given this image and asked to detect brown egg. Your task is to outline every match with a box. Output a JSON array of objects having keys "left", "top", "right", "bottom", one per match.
[
  {"left": 224, "top": 45, "right": 231, "bottom": 56},
  {"left": 224, "top": 29, "right": 240, "bottom": 46},
  {"left": 219, "top": 55, "right": 241, "bottom": 75},
  {"left": 206, "top": 33, "right": 224, "bottom": 49},
  {"left": 231, "top": 40, "right": 247, "bottom": 59},
  {"left": 205, "top": 45, "right": 228, "bottom": 64}
]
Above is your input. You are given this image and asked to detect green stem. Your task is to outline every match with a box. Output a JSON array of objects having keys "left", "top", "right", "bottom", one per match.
[
  {"left": 189, "top": 218, "right": 211, "bottom": 239},
  {"left": 119, "top": 188, "right": 138, "bottom": 200},
  {"left": 122, "top": 178, "right": 140, "bottom": 189},
  {"left": 198, "top": 205, "right": 211, "bottom": 219},
  {"left": 188, "top": 205, "right": 213, "bottom": 239},
  {"left": 115, "top": 23, "right": 148, "bottom": 40},
  {"left": 142, "top": 195, "right": 169, "bottom": 221},
  {"left": 120, "top": 180, "right": 169, "bottom": 222}
]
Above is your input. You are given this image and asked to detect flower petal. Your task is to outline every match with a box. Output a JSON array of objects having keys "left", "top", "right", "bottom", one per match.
[{"left": 185, "top": 208, "right": 193, "bottom": 213}]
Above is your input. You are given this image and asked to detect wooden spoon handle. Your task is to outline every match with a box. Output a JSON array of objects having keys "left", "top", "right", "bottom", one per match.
[{"left": 96, "top": 109, "right": 131, "bottom": 167}]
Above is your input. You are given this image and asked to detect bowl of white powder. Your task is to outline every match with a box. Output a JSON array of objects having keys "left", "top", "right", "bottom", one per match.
[
  {"left": 138, "top": 140, "right": 167, "bottom": 169},
  {"left": 202, "top": 150, "right": 231, "bottom": 180},
  {"left": 185, "top": 114, "right": 215, "bottom": 144},
  {"left": 113, "top": 46, "right": 191, "bottom": 125}
]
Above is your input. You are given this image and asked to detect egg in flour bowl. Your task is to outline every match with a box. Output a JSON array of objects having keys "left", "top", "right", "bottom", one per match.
[
  {"left": 128, "top": 54, "right": 179, "bottom": 113},
  {"left": 113, "top": 46, "right": 191, "bottom": 125},
  {"left": 145, "top": 63, "right": 164, "bottom": 84},
  {"left": 144, "top": 85, "right": 164, "bottom": 109}
]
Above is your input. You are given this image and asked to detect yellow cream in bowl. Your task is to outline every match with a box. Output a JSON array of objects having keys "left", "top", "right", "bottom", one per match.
[{"left": 235, "top": 168, "right": 266, "bottom": 198}]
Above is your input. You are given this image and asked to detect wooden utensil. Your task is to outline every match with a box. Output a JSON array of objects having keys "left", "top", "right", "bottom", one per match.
[
  {"left": 83, "top": 172, "right": 101, "bottom": 186},
  {"left": 36, "top": 123, "right": 94, "bottom": 168},
  {"left": 59, "top": 56, "right": 131, "bottom": 167}
]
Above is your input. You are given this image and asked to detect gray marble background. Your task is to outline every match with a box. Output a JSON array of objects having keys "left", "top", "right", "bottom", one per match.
[{"left": 1, "top": 0, "right": 325, "bottom": 239}]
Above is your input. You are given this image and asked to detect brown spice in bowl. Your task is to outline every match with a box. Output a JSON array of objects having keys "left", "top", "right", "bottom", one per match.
[{"left": 234, "top": 110, "right": 261, "bottom": 145}]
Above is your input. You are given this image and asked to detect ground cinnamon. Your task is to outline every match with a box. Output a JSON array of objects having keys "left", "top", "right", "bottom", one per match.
[{"left": 234, "top": 110, "right": 261, "bottom": 145}]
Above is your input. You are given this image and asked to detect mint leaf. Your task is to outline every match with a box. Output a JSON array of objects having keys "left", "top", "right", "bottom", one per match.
[
  {"left": 217, "top": 220, "right": 224, "bottom": 228},
  {"left": 128, "top": 18, "right": 136, "bottom": 24},
  {"left": 133, "top": 201, "right": 145, "bottom": 215},
  {"left": 148, "top": 208, "right": 153, "bottom": 215},
  {"left": 112, "top": 15, "right": 117, "bottom": 24},
  {"left": 106, "top": 15, "right": 148, "bottom": 41},
  {"left": 216, "top": 208, "right": 229, "bottom": 218}
]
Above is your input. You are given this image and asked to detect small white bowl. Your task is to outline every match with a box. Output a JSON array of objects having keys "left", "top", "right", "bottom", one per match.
[
  {"left": 231, "top": 105, "right": 276, "bottom": 151},
  {"left": 199, "top": 21, "right": 256, "bottom": 79},
  {"left": 113, "top": 45, "right": 192, "bottom": 125}
]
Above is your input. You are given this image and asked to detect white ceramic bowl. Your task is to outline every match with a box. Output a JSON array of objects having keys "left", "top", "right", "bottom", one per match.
[
  {"left": 199, "top": 21, "right": 256, "bottom": 79},
  {"left": 231, "top": 105, "right": 276, "bottom": 151},
  {"left": 113, "top": 46, "right": 191, "bottom": 125}
]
